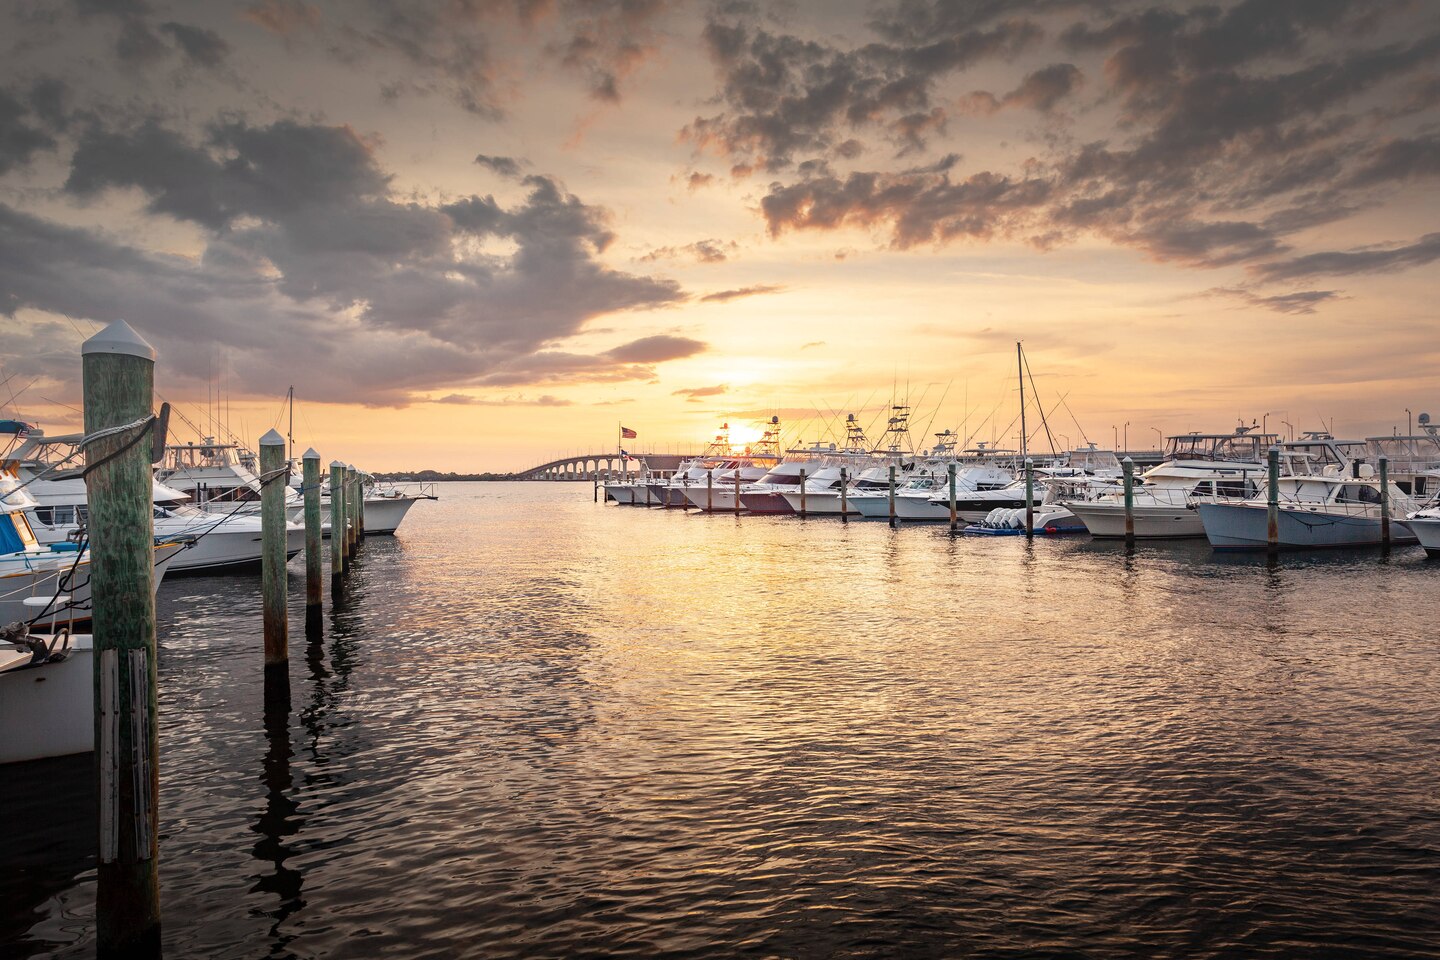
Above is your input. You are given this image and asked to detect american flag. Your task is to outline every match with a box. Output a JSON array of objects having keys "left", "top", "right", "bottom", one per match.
[{"left": 620, "top": 426, "right": 637, "bottom": 439}]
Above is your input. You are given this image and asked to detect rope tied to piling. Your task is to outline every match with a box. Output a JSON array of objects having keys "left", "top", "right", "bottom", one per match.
[{"left": 80, "top": 414, "right": 158, "bottom": 480}]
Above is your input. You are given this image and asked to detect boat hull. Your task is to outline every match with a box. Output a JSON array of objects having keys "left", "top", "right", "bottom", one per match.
[
  {"left": 1067, "top": 502, "right": 1206, "bottom": 539},
  {"left": 0, "top": 636, "right": 93, "bottom": 764},
  {"left": 1197, "top": 503, "right": 1418, "bottom": 550},
  {"left": 166, "top": 526, "right": 305, "bottom": 574},
  {"left": 1398, "top": 517, "right": 1440, "bottom": 557},
  {"left": 740, "top": 490, "right": 795, "bottom": 514},
  {"left": 778, "top": 490, "right": 858, "bottom": 516}
]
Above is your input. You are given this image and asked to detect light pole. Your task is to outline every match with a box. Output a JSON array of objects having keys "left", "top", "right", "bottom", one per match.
[
  {"left": 1281, "top": 420, "right": 1295, "bottom": 442},
  {"left": 1123, "top": 420, "right": 1131, "bottom": 452},
  {"left": 1151, "top": 426, "right": 1163, "bottom": 448},
  {"left": 1112, "top": 424, "right": 1118, "bottom": 450}
]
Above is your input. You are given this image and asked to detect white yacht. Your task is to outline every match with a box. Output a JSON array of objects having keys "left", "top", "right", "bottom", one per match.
[
  {"left": 1197, "top": 461, "right": 1420, "bottom": 550},
  {"left": 681, "top": 419, "right": 785, "bottom": 512},
  {"left": 9, "top": 430, "right": 305, "bottom": 573},
  {"left": 1399, "top": 502, "right": 1440, "bottom": 557},
  {"left": 286, "top": 474, "right": 435, "bottom": 535},
  {"left": 0, "top": 478, "right": 184, "bottom": 627},
  {"left": 851, "top": 438, "right": 1014, "bottom": 520},
  {"left": 156, "top": 438, "right": 301, "bottom": 514},
  {"left": 1064, "top": 429, "right": 1276, "bottom": 539}
]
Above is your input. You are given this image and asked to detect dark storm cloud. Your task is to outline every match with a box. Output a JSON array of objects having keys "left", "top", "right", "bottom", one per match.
[
  {"left": 0, "top": 85, "right": 61, "bottom": 174},
  {"left": 681, "top": 10, "right": 1042, "bottom": 170},
  {"left": 696, "top": 0, "right": 1438, "bottom": 285},
  {"left": 474, "top": 153, "right": 526, "bottom": 177},
  {"left": 158, "top": 22, "right": 231, "bottom": 67},
  {"left": 238, "top": 0, "right": 675, "bottom": 117},
  {"left": 4, "top": 115, "right": 689, "bottom": 404},
  {"left": 1251, "top": 233, "right": 1440, "bottom": 282}
]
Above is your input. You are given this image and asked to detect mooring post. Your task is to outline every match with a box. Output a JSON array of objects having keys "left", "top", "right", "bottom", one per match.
[
  {"left": 888, "top": 465, "right": 897, "bottom": 526},
  {"left": 82, "top": 320, "right": 161, "bottom": 956},
  {"left": 840, "top": 466, "right": 849, "bottom": 520},
  {"left": 1122, "top": 456, "right": 1136, "bottom": 546},
  {"left": 706, "top": 469, "right": 713, "bottom": 511},
  {"left": 799, "top": 468, "right": 807, "bottom": 517},
  {"left": 593, "top": 473, "right": 598, "bottom": 503},
  {"left": 734, "top": 472, "right": 741, "bottom": 516},
  {"left": 329, "top": 461, "right": 346, "bottom": 582},
  {"left": 302, "top": 449, "right": 322, "bottom": 628},
  {"left": 356, "top": 471, "right": 366, "bottom": 538},
  {"left": 1379, "top": 454, "right": 1390, "bottom": 549},
  {"left": 259, "top": 430, "right": 289, "bottom": 667},
  {"left": 1024, "top": 456, "right": 1035, "bottom": 539},
  {"left": 346, "top": 466, "right": 359, "bottom": 559},
  {"left": 948, "top": 462, "right": 957, "bottom": 531},
  {"left": 1266, "top": 445, "right": 1280, "bottom": 557},
  {"left": 644, "top": 467, "right": 652, "bottom": 507}
]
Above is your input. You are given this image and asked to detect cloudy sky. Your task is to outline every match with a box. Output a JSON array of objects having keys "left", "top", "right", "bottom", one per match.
[{"left": 1, "top": 0, "right": 1436, "bottom": 469}]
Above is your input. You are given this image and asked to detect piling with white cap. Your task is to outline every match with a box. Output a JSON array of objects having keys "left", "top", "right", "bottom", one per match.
[
  {"left": 948, "top": 461, "right": 958, "bottom": 531},
  {"left": 1266, "top": 445, "right": 1281, "bottom": 556},
  {"left": 82, "top": 319, "right": 161, "bottom": 953},
  {"left": 302, "top": 448, "right": 322, "bottom": 619},
  {"left": 330, "top": 461, "right": 346, "bottom": 582},
  {"left": 260, "top": 429, "right": 289, "bottom": 666},
  {"left": 1122, "top": 456, "right": 1135, "bottom": 546},
  {"left": 1024, "top": 457, "right": 1035, "bottom": 538}
]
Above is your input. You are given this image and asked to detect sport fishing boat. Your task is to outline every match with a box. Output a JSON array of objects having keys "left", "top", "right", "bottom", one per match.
[
  {"left": 286, "top": 473, "right": 436, "bottom": 535},
  {"left": 682, "top": 419, "right": 785, "bottom": 512},
  {"left": 646, "top": 423, "right": 742, "bottom": 508},
  {"left": 1, "top": 629, "right": 94, "bottom": 764},
  {"left": 779, "top": 406, "right": 916, "bottom": 516},
  {"left": 1064, "top": 428, "right": 1276, "bottom": 539},
  {"left": 1365, "top": 417, "right": 1440, "bottom": 498},
  {"left": 851, "top": 438, "right": 1014, "bottom": 520},
  {"left": 0, "top": 478, "right": 185, "bottom": 627},
  {"left": 8, "top": 430, "right": 305, "bottom": 572},
  {"left": 157, "top": 438, "right": 301, "bottom": 515},
  {"left": 1399, "top": 504, "right": 1440, "bottom": 557},
  {"left": 1197, "top": 461, "right": 1420, "bottom": 550}
]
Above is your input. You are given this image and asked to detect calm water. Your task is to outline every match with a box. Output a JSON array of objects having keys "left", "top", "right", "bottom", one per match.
[{"left": 4, "top": 481, "right": 1439, "bottom": 958}]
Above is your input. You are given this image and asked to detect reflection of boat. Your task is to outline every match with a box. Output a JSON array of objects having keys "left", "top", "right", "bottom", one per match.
[{"left": 1198, "top": 466, "right": 1420, "bottom": 550}]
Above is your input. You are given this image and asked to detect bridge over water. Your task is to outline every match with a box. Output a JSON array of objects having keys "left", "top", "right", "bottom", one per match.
[{"left": 516, "top": 452, "right": 701, "bottom": 481}]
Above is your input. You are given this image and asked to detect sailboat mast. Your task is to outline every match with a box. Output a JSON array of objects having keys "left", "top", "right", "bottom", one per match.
[{"left": 1017, "top": 341, "right": 1028, "bottom": 460}]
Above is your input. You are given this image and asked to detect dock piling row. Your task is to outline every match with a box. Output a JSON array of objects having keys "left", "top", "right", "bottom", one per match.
[{"left": 259, "top": 430, "right": 288, "bottom": 667}]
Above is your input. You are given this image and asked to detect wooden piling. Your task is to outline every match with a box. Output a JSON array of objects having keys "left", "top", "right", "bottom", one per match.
[
  {"left": 259, "top": 430, "right": 289, "bottom": 667},
  {"left": 706, "top": 470, "right": 713, "bottom": 511},
  {"left": 82, "top": 320, "right": 161, "bottom": 956},
  {"left": 733, "top": 472, "right": 741, "bottom": 516},
  {"left": 799, "top": 468, "right": 807, "bottom": 517},
  {"left": 1379, "top": 455, "right": 1390, "bottom": 549},
  {"left": 948, "top": 462, "right": 957, "bottom": 531},
  {"left": 329, "top": 461, "right": 345, "bottom": 582},
  {"left": 1266, "top": 445, "right": 1280, "bottom": 557},
  {"left": 1122, "top": 456, "right": 1135, "bottom": 546},
  {"left": 888, "top": 465, "right": 897, "bottom": 526},
  {"left": 356, "top": 471, "right": 366, "bottom": 538},
  {"left": 840, "top": 467, "right": 848, "bottom": 520},
  {"left": 1024, "top": 457, "right": 1035, "bottom": 539},
  {"left": 302, "top": 449, "right": 322, "bottom": 615},
  {"left": 346, "top": 466, "right": 359, "bottom": 559}
]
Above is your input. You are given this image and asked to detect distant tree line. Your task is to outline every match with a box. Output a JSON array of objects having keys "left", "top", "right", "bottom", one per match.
[{"left": 372, "top": 469, "right": 516, "bottom": 482}]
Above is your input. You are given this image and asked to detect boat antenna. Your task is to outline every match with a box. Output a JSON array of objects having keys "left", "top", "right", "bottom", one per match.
[
  {"left": 1016, "top": 341, "right": 1028, "bottom": 460},
  {"left": 1021, "top": 349, "right": 1058, "bottom": 455},
  {"left": 287, "top": 384, "right": 294, "bottom": 464}
]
